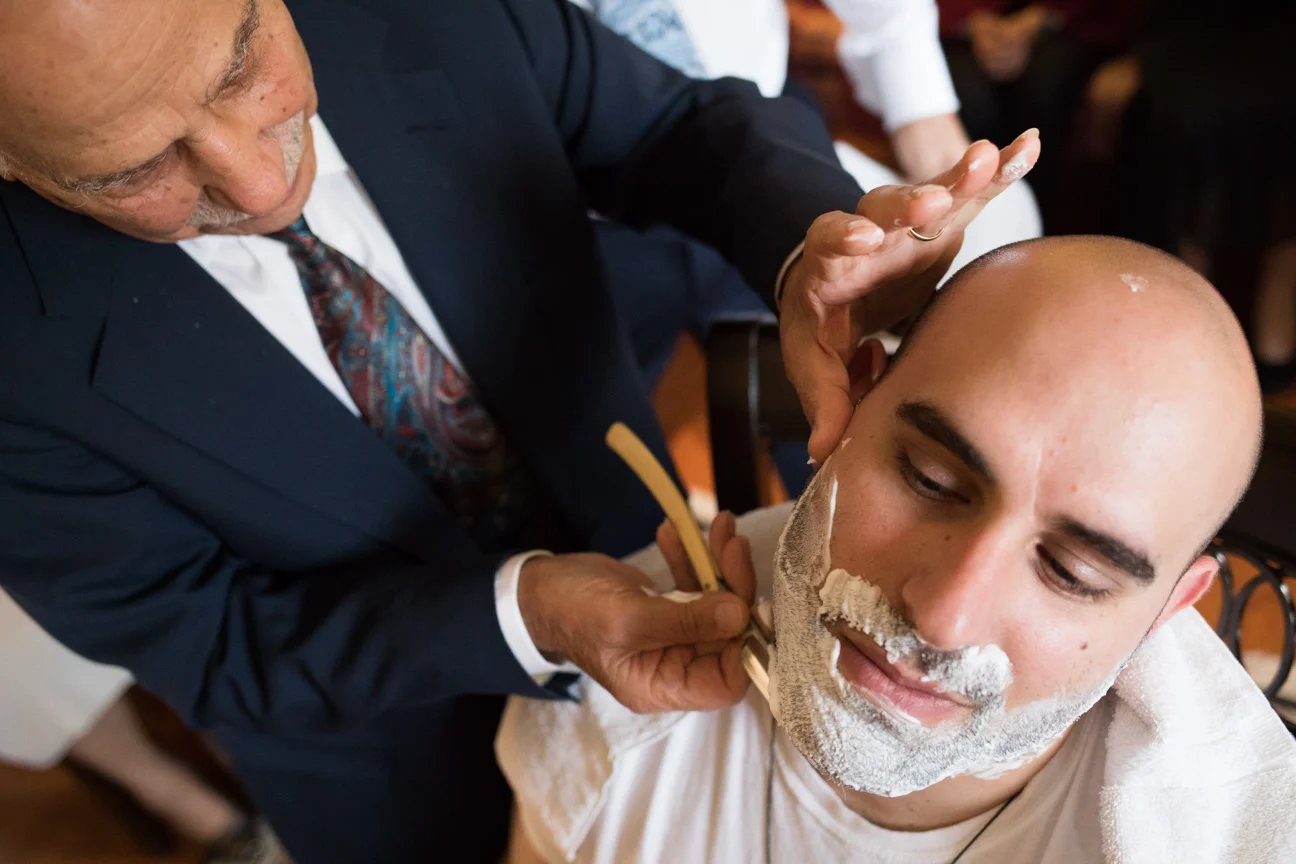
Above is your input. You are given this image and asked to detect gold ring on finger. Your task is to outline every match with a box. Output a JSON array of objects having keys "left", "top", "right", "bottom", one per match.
[{"left": 907, "top": 226, "right": 944, "bottom": 242}]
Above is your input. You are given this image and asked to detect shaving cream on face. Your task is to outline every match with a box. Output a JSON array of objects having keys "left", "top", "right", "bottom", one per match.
[{"left": 770, "top": 458, "right": 1124, "bottom": 797}]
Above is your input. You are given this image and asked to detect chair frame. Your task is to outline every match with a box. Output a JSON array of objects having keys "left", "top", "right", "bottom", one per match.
[{"left": 1211, "top": 539, "right": 1296, "bottom": 730}]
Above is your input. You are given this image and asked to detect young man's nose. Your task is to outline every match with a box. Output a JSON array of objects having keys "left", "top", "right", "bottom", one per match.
[
  {"left": 898, "top": 527, "right": 1014, "bottom": 651},
  {"left": 194, "top": 123, "right": 293, "bottom": 217}
]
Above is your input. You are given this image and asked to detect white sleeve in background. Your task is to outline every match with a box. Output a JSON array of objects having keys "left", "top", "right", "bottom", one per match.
[
  {"left": 494, "top": 551, "right": 581, "bottom": 681},
  {"left": 823, "top": 0, "right": 960, "bottom": 132}
]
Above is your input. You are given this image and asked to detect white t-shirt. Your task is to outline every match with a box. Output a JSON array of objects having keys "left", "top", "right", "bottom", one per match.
[
  {"left": 498, "top": 505, "right": 1296, "bottom": 863},
  {"left": 519, "top": 684, "right": 1108, "bottom": 863}
]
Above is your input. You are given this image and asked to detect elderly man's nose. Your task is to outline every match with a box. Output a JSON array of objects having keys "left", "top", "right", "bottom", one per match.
[
  {"left": 899, "top": 531, "right": 1006, "bottom": 651},
  {"left": 200, "top": 131, "right": 292, "bottom": 216}
]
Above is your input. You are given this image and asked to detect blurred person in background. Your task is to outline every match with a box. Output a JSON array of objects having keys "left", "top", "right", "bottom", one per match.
[
  {"left": 0, "top": 588, "right": 283, "bottom": 864},
  {"left": 938, "top": 0, "right": 1136, "bottom": 227},
  {"left": 576, "top": 0, "right": 1041, "bottom": 497},
  {"left": 1085, "top": 0, "right": 1296, "bottom": 394}
]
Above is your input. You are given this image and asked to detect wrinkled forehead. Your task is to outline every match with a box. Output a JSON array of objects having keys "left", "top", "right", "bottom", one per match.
[{"left": 0, "top": 0, "right": 250, "bottom": 163}]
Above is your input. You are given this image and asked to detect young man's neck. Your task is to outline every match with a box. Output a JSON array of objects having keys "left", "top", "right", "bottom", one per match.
[{"left": 827, "top": 729, "right": 1072, "bottom": 831}]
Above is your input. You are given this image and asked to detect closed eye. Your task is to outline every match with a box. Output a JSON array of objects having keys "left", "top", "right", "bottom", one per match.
[
  {"left": 896, "top": 448, "right": 970, "bottom": 504},
  {"left": 1037, "top": 546, "right": 1111, "bottom": 601}
]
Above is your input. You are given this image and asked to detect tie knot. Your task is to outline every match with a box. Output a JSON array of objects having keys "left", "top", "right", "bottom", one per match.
[{"left": 265, "top": 215, "right": 319, "bottom": 256}]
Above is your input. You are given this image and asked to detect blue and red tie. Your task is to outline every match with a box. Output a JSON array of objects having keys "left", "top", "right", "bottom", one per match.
[{"left": 267, "top": 216, "right": 546, "bottom": 552}]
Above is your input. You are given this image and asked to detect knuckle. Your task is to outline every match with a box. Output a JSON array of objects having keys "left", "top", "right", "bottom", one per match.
[
  {"left": 599, "top": 616, "right": 632, "bottom": 647},
  {"left": 673, "top": 605, "right": 703, "bottom": 643}
]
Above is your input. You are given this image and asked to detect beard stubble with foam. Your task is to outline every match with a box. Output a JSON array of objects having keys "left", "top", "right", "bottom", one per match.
[{"left": 769, "top": 457, "right": 1126, "bottom": 797}]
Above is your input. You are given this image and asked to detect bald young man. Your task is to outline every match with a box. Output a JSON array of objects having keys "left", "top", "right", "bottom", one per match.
[{"left": 499, "top": 237, "right": 1296, "bottom": 863}]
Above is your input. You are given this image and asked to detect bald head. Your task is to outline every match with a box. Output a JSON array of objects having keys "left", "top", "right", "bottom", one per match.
[{"left": 890, "top": 235, "right": 1262, "bottom": 559}]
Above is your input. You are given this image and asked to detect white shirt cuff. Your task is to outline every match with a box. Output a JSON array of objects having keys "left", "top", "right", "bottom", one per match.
[
  {"left": 495, "top": 550, "right": 581, "bottom": 682},
  {"left": 835, "top": 1, "right": 960, "bottom": 133},
  {"left": 775, "top": 240, "right": 806, "bottom": 310}
]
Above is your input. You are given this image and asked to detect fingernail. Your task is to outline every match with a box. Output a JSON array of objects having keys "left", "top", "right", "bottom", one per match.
[
  {"left": 1016, "top": 127, "right": 1040, "bottom": 142},
  {"left": 715, "top": 598, "right": 746, "bottom": 634},
  {"left": 998, "top": 151, "right": 1033, "bottom": 183},
  {"left": 845, "top": 219, "right": 883, "bottom": 243},
  {"left": 908, "top": 184, "right": 944, "bottom": 199},
  {"left": 807, "top": 456, "right": 819, "bottom": 466}
]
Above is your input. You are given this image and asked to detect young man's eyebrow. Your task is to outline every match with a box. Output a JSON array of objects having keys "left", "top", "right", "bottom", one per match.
[
  {"left": 1056, "top": 518, "right": 1157, "bottom": 585},
  {"left": 896, "top": 400, "right": 995, "bottom": 483},
  {"left": 60, "top": 1, "right": 260, "bottom": 194},
  {"left": 207, "top": 0, "right": 261, "bottom": 104}
]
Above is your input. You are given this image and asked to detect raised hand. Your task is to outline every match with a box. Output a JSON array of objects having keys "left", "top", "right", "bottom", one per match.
[{"left": 780, "top": 130, "right": 1042, "bottom": 463}]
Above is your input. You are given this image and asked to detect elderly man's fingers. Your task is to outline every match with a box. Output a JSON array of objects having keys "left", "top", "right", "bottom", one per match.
[
  {"left": 801, "top": 211, "right": 885, "bottom": 280},
  {"left": 621, "top": 590, "right": 749, "bottom": 651},
  {"left": 656, "top": 520, "right": 701, "bottom": 593},
  {"left": 644, "top": 642, "right": 751, "bottom": 712},
  {"left": 988, "top": 127, "right": 1041, "bottom": 191},
  {"left": 708, "top": 510, "right": 735, "bottom": 566},
  {"left": 901, "top": 139, "right": 1004, "bottom": 237},
  {"left": 854, "top": 184, "right": 954, "bottom": 241},
  {"left": 939, "top": 139, "right": 1003, "bottom": 199},
  {"left": 783, "top": 321, "right": 854, "bottom": 464},
  {"left": 910, "top": 130, "right": 1041, "bottom": 240},
  {"left": 721, "top": 535, "right": 757, "bottom": 606},
  {"left": 948, "top": 128, "right": 1041, "bottom": 230}
]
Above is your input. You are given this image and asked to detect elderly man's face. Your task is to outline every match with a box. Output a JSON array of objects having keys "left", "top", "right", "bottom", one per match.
[
  {"left": 770, "top": 244, "right": 1254, "bottom": 797},
  {"left": 0, "top": 0, "right": 317, "bottom": 241}
]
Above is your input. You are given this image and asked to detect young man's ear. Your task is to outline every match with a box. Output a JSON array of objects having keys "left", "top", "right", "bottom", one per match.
[
  {"left": 1149, "top": 554, "right": 1218, "bottom": 635},
  {"left": 847, "top": 338, "right": 889, "bottom": 405}
]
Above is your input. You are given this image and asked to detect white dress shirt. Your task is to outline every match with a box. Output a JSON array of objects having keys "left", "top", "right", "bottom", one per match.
[
  {"left": 178, "top": 116, "right": 566, "bottom": 682},
  {"left": 575, "top": 0, "right": 960, "bottom": 131},
  {"left": 576, "top": 0, "right": 1041, "bottom": 292}
]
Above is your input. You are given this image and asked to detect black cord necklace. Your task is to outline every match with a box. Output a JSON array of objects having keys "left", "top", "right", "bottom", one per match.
[{"left": 763, "top": 718, "right": 1023, "bottom": 864}]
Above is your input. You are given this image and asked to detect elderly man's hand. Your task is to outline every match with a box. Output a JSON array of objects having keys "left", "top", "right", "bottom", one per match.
[
  {"left": 517, "top": 543, "right": 752, "bottom": 713},
  {"left": 782, "top": 131, "right": 1041, "bottom": 464}
]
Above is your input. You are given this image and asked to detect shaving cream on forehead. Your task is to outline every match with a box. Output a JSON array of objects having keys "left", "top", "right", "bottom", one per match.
[{"left": 769, "top": 456, "right": 1124, "bottom": 797}]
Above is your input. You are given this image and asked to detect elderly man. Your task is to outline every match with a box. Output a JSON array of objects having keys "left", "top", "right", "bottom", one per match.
[
  {"left": 0, "top": 0, "right": 1038, "bottom": 861},
  {"left": 500, "top": 236, "right": 1296, "bottom": 863}
]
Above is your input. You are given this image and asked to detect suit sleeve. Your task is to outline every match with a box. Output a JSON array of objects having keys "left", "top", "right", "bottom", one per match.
[
  {"left": 0, "top": 419, "right": 547, "bottom": 735},
  {"left": 499, "top": 0, "right": 865, "bottom": 309}
]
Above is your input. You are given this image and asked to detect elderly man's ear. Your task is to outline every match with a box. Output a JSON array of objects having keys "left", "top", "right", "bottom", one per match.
[{"left": 847, "top": 338, "right": 890, "bottom": 406}]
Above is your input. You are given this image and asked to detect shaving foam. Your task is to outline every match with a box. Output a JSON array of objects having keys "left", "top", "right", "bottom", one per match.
[
  {"left": 1121, "top": 273, "right": 1149, "bottom": 293},
  {"left": 769, "top": 457, "right": 1124, "bottom": 797}
]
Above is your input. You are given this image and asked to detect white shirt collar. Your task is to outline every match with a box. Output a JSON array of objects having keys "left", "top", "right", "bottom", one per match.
[{"left": 309, "top": 114, "right": 348, "bottom": 177}]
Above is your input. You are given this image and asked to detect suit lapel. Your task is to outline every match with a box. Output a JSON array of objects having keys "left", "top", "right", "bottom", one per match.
[
  {"left": 97, "top": 239, "right": 475, "bottom": 563},
  {"left": 1, "top": 180, "right": 469, "bottom": 565}
]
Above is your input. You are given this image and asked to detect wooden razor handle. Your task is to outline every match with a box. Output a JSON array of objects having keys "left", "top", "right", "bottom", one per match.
[{"left": 605, "top": 422, "right": 771, "bottom": 701}]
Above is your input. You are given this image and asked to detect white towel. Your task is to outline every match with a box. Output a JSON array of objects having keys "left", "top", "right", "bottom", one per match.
[{"left": 1100, "top": 610, "right": 1296, "bottom": 863}]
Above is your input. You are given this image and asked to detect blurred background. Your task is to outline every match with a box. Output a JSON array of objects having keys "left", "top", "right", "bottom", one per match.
[{"left": 2, "top": 2, "right": 1293, "bottom": 861}]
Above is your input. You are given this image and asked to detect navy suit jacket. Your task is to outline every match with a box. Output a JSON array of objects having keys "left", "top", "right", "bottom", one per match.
[{"left": 0, "top": 0, "right": 862, "bottom": 736}]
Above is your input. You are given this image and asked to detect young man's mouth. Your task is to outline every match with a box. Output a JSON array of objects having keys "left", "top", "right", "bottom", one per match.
[{"left": 827, "top": 621, "right": 974, "bottom": 726}]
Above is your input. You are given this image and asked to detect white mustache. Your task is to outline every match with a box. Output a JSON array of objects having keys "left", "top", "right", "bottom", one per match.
[{"left": 187, "top": 110, "right": 306, "bottom": 230}]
